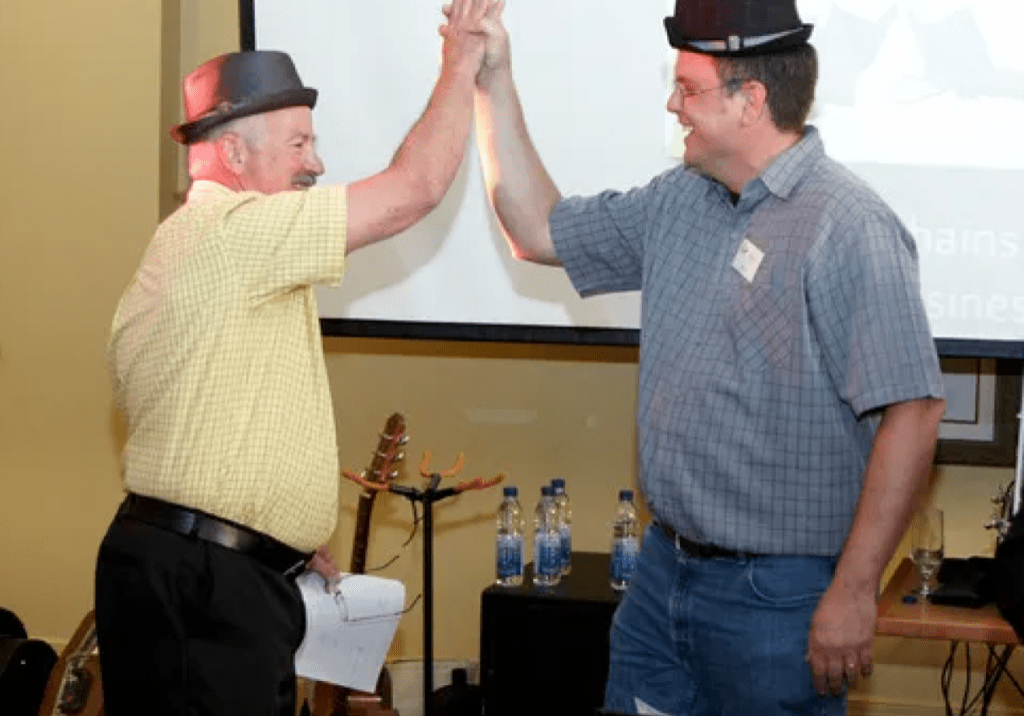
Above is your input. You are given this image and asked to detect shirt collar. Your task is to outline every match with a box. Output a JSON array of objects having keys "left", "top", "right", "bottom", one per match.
[
  {"left": 186, "top": 179, "right": 236, "bottom": 203},
  {"left": 702, "top": 126, "right": 823, "bottom": 208},
  {"left": 756, "top": 125, "right": 823, "bottom": 200}
]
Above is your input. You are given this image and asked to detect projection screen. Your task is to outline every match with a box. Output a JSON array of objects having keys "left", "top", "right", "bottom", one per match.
[{"left": 244, "top": 0, "right": 1024, "bottom": 355}]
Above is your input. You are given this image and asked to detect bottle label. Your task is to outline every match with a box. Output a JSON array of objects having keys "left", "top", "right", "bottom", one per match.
[
  {"left": 496, "top": 534, "right": 523, "bottom": 579},
  {"left": 535, "top": 532, "right": 561, "bottom": 577},
  {"left": 611, "top": 536, "right": 640, "bottom": 583}
]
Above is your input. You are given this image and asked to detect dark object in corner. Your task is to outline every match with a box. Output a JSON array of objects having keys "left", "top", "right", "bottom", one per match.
[
  {"left": 0, "top": 607, "right": 58, "bottom": 715},
  {"left": 929, "top": 556, "right": 995, "bottom": 608},
  {"left": 0, "top": 637, "right": 58, "bottom": 716},
  {"left": 995, "top": 512, "right": 1024, "bottom": 639},
  {"left": 0, "top": 608, "right": 27, "bottom": 639},
  {"left": 430, "top": 668, "right": 482, "bottom": 716}
]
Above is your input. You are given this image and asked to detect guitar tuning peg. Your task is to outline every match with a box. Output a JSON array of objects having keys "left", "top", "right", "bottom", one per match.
[
  {"left": 387, "top": 469, "right": 400, "bottom": 480},
  {"left": 398, "top": 435, "right": 410, "bottom": 445},
  {"left": 395, "top": 451, "right": 406, "bottom": 462}
]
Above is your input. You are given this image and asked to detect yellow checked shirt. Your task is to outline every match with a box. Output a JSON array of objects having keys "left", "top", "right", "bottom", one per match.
[{"left": 108, "top": 180, "right": 347, "bottom": 552}]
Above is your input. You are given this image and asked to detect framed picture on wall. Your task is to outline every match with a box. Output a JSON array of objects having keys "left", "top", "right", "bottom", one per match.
[{"left": 934, "top": 357, "right": 1022, "bottom": 467}]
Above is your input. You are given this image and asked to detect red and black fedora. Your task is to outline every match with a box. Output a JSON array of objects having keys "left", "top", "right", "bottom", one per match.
[
  {"left": 664, "top": 0, "right": 813, "bottom": 57},
  {"left": 170, "top": 50, "right": 318, "bottom": 145}
]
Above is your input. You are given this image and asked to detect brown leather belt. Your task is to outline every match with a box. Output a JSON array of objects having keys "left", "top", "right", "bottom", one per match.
[
  {"left": 657, "top": 521, "right": 763, "bottom": 560},
  {"left": 117, "top": 493, "right": 313, "bottom": 579}
]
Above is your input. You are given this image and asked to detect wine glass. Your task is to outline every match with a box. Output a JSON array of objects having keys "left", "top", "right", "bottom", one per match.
[{"left": 910, "top": 506, "right": 944, "bottom": 598}]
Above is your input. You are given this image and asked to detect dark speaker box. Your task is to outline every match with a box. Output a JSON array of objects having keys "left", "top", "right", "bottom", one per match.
[{"left": 480, "top": 552, "right": 620, "bottom": 716}]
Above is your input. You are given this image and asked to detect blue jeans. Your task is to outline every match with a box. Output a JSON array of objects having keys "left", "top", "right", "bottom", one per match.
[{"left": 604, "top": 524, "right": 846, "bottom": 716}]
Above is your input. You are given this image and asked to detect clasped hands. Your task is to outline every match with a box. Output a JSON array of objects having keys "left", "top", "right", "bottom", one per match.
[{"left": 440, "top": 0, "right": 508, "bottom": 78}]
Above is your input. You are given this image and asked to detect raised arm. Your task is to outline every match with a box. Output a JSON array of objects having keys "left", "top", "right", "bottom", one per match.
[
  {"left": 345, "top": 0, "right": 492, "bottom": 254},
  {"left": 473, "top": 1, "right": 563, "bottom": 266}
]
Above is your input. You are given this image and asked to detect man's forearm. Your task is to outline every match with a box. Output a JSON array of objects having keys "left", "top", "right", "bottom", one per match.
[
  {"left": 475, "top": 65, "right": 561, "bottom": 265},
  {"left": 390, "top": 59, "right": 481, "bottom": 210},
  {"left": 834, "top": 397, "right": 946, "bottom": 594}
]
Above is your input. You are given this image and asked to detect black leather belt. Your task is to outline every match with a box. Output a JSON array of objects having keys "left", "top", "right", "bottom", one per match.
[
  {"left": 657, "top": 521, "right": 762, "bottom": 560},
  {"left": 117, "top": 493, "right": 313, "bottom": 579}
]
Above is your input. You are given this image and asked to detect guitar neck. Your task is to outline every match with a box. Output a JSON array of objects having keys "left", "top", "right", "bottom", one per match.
[{"left": 349, "top": 492, "right": 378, "bottom": 575}]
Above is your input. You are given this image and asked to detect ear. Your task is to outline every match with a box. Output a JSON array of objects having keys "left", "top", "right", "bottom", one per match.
[
  {"left": 739, "top": 81, "right": 769, "bottom": 126},
  {"left": 214, "top": 132, "right": 247, "bottom": 176}
]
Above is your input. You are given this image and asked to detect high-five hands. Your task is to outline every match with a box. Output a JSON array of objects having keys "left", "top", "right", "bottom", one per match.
[{"left": 441, "top": 0, "right": 507, "bottom": 77}]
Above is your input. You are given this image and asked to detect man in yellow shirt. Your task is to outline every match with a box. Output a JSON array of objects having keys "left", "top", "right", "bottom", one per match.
[{"left": 96, "top": 2, "right": 495, "bottom": 714}]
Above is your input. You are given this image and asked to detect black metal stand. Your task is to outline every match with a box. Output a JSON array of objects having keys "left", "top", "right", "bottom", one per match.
[
  {"left": 390, "top": 473, "right": 462, "bottom": 716},
  {"left": 344, "top": 448, "right": 503, "bottom": 716}
]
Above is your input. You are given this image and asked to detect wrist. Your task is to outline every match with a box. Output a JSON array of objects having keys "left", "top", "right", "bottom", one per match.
[
  {"left": 832, "top": 560, "right": 882, "bottom": 599},
  {"left": 442, "top": 53, "right": 484, "bottom": 84},
  {"left": 477, "top": 60, "right": 512, "bottom": 91}
]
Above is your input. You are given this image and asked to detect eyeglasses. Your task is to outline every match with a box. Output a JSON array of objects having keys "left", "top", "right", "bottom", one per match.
[{"left": 671, "top": 79, "right": 744, "bottom": 102}]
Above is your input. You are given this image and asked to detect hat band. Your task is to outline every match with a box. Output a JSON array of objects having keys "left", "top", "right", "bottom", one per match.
[{"left": 687, "top": 26, "right": 804, "bottom": 53}]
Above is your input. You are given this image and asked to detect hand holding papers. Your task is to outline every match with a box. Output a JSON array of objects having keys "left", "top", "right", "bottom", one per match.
[{"left": 294, "top": 572, "right": 405, "bottom": 692}]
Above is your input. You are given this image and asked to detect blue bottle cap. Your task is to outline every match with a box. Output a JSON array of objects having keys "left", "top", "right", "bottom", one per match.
[
  {"left": 503, "top": 486, "right": 517, "bottom": 497},
  {"left": 541, "top": 485, "right": 553, "bottom": 496},
  {"left": 551, "top": 478, "right": 566, "bottom": 490},
  {"left": 619, "top": 489, "right": 634, "bottom": 501}
]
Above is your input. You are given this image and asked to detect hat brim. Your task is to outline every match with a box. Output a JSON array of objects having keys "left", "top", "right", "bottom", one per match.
[
  {"left": 664, "top": 20, "right": 813, "bottom": 57},
  {"left": 170, "top": 87, "right": 318, "bottom": 145}
]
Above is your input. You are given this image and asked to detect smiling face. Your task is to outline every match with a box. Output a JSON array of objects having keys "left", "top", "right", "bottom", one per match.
[
  {"left": 233, "top": 106, "right": 325, "bottom": 194},
  {"left": 666, "top": 50, "right": 747, "bottom": 184}
]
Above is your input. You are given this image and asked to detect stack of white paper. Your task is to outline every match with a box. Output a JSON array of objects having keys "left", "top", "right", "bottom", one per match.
[{"left": 294, "top": 572, "right": 405, "bottom": 692}]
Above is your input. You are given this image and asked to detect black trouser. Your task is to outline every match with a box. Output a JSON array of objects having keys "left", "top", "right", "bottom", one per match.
[{"left": 95, "top": 513, "right": 306, "bottom": 716}]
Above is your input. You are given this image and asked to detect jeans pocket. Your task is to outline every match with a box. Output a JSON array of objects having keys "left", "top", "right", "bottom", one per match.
[{"left": 746, "top": 557, "right": 834, "bottom": 607}]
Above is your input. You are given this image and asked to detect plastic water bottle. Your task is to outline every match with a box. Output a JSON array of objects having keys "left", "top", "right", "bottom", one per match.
[
  {"left": 533, "top": 485, "right": 562, "bottom": 587},
  {"left": 495, "top": 486, "right": 524, "bottom": 586},
  {"left": 551, "top": 478, "right": 572, "bottom": 576},
  {"left": 610, "top": 489, "right": 640, "bottom": 591}
]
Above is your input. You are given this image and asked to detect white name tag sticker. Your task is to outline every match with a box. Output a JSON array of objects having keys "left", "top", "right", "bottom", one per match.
[{"left": 732, "top": 238, "right": 764, "bottom": 283}]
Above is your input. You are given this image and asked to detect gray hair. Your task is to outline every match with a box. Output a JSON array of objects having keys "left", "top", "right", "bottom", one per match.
[{"left": 200, "top": 113, "right": 267, "bottom": 148}]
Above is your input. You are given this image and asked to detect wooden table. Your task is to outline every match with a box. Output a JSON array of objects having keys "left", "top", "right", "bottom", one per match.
[
  {"left": 876, "top": 558, "right": 1020, "bottom": 714},
  {"left": 877, "top": 558, "right": 1018, "bottom": 645}
]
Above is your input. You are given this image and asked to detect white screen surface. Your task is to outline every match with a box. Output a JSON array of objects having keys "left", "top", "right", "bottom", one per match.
[{"left": 252, "top": 0, "right": 1024, "bottom": 345}]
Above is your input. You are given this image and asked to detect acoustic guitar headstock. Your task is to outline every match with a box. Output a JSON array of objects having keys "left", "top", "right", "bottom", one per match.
[{"left": 361, "top": 412, "right": 407, "bottom": 491}]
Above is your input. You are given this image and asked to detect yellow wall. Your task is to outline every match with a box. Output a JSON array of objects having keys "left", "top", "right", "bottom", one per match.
[
  {"left": 1, "top": 1, "right": 1022, "bottom": 714},
  {"left": 0, "top": 0, "right": 161, "bottom": 637}
]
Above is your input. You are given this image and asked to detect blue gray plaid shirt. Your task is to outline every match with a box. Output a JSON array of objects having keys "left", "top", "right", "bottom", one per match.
[{"left": 551, "top": 127, "right": 944, "bottom": 556}]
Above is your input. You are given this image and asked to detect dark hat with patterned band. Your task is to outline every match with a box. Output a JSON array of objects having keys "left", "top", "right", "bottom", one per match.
[
  {"left": 664, "top": 0, "right": 813, "bottom": 57},
  {"left": 170, "top": 50, "right": 318, "bottom": 145}
]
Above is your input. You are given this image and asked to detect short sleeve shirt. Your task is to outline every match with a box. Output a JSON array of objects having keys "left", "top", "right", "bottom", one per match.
[
  {"left": 550, "top": 127, "right": 944, "bottom": 555},
  {"left": 108, "top": 180, "right": 347, "bottom": 551}
]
